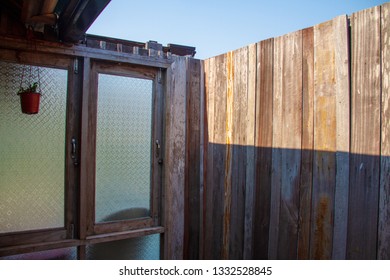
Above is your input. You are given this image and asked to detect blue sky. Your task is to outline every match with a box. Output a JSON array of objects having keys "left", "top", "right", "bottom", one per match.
[{"left": 87, "top": 0, "right": 388, "bottom": 59}]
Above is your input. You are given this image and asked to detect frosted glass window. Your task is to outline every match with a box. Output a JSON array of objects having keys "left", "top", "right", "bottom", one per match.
[
  {"left": 86, "top": 234, "right": 160, "bottom": 260},
  {"left": 95, "top": 74, "right": 153, "bottom": 223},
  {"left": 0, "top": 61, "right": 67, "bottom": 233}
]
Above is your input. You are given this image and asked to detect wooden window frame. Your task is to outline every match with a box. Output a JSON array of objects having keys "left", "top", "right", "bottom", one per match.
[
  {"left": 0, "top": 37, "right": 174, "bottom": 259},
  {"left": 82, "top": 60, "right": 164, "bottom": 237},
  {"left": 0, "top": 51, "right": 80, "bottom": 254}
]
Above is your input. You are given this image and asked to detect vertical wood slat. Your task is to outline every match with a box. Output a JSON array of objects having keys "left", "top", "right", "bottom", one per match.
[
  {"left": 378, "top": 2, "right": 390, "bottom": 260},
  {"left": 222, "top": 51, "right": 233, "bottom": 259},
  {"left": 253, "top": 38, "right": 274, "bottom": 260},
  {"left": 332, "top": 15, "right": 350, "bottom": 260},
  {"left": 212, "top": 54, "right": 227, "bottom": 259},
  {"left": 184, "top": 58, "right": 202, "bottom": 259},
  {"left": 278, "top": 30, "right": 302, "bottom": 260},
  {"left": 298, "top": 27, "right": 314, "bottom": 260},
  {"left": 164, "top": 56, "right": 187, "bottom": 260},
  {"left": 348, "top": 6, "right": 381, "bottom": 260},
  {"left": 309, "top": 16, "right": 349, "bottom": 260},
  {"left": 229, "top": 47, "right": 248, "bottom": 259},
  {"left": 243, "top": 43, "right": 257, "bottom": 260},
  {"left": 203, "top": 57, "right": 214, "bottom": 259},
  {"left": 270, "top": 31, "right": 302, "bottom": 259},
  {"left": 198, "top": 59, "right": 205, "bottom": 259},
  {"left": 311, "top": 18, "right": 338, "bottom": 260},
  {"left": 268, "top": 35, "right": 283, "bottom": 260}
]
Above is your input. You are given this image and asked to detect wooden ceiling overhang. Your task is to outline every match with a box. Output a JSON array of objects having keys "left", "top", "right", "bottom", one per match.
[{"left": 1, "top": 0, "right": 111, "bottom": 42}]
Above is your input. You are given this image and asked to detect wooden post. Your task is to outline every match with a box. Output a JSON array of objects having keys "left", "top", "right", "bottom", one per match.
[{"left": 164, "top": 56, "right": 187, "bottom": 260}]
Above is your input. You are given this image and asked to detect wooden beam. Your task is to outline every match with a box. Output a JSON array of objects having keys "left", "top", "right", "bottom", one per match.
[{"left": 0, "top": 36, "right": 173, "bottom": 68}]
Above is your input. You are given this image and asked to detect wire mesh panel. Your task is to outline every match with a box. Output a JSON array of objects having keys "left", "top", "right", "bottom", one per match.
[
  {"left": 0, "top": 61, "right": 67, "bottom": 233},
  {"left": 95, "top": 74, "right": 153, "bottom": 223}
]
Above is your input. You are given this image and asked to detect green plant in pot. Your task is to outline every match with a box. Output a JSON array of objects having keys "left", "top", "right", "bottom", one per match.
[{"left": 18, "top": 82, "right": 41, "bottom": 114}]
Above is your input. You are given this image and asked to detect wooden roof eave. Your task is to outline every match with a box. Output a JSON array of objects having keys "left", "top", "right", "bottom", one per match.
[{"left": 58, "top": 0, "right": 111, "bottom": 43}]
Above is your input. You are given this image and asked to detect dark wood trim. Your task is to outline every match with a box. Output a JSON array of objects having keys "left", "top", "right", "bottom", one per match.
[
  {"left": 86, "top": 226, "right": 164, "bottom": 244},
  {"left": 79, "top": 56, "right": 91, "bottom": 240},
  {"left": 93, "top": 218, "right": 154, "bottom": 235},
  {"left": 0, "top": 227, "right": 164, "bottom": 257},
  {"left": 0, "top": 35, "right": 173, "bottom": 68},
  {"left": 0, "top": 239, "right": 80, "bottom": 258},
  {"left": 0, "top": 229, "right": 67, "bottom": 248}
]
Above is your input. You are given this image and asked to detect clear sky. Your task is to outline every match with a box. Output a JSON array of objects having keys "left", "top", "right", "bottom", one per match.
[{"left": 87, "top": 0, "right": 388, "bottom": 59}]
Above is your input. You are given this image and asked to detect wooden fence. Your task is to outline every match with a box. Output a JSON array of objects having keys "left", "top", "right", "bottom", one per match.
[{"left": 183, "top": 3, "right": 390, "bottom": 260}]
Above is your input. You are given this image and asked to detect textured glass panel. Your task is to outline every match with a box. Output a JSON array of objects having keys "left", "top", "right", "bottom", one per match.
[
  {"left": 0, "top": 247, "right": 77, "bottom": 260},
  {"left": 96, "top": 74, "right": 153, "bottom": 223},
  {"left": 0, "top": 61, "right": 67, "bottom": 233},
  {"left": 86, "top": 234, "right": 160, "bottom": 260}
]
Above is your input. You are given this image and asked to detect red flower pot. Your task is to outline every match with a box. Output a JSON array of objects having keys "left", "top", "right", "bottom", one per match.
[{"left": 19, "top": 92, "right": 41, "bottom": 114}]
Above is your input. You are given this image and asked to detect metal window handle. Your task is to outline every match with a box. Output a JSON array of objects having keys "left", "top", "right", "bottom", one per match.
[
  {"left": 155, "top": 140, "right": 161, "bottom": 158},
  {"left": 155, "top": 140, "right": 163, "bottom": 164},
  {"left": 71, "top": 138, "right": 78, "bottom": 166}
]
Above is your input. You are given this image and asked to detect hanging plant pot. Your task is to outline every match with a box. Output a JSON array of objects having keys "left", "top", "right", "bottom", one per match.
[{"left": 18, "top": 91, "right": 41, "bottom": 114}]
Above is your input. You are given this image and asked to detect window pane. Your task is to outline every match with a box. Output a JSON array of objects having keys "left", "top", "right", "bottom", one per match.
[
  {"left": 86, "top": 234, "right": 160, "bottom": 260},
  {"left": 95, "top": 74, "right": 153, "bottom": 223},
  {"left": 0, "top": 62, "right": 67, "bottom": 233}
]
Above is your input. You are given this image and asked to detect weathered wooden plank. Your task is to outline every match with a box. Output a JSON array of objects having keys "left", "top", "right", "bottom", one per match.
[
  {"left": 332, "top": 15, "right": 350, "bottom": 260},
  {"left": 270, "top": 31, "right": 302, "bottom": 259},
  {"left": 253, "top": 38, "right": 274, "bottom": 260},
  {"left": 211, "top": 54, "right": 227, "bottom": 259},
  {"left": 298, "top": 27, "right": 314, "bottom": 260},
  {"left": 229, "top": 47, "right": 248, "bottom": 259},
  {"left": 184, "top": 58, "right": 202, "bottom": 259},
  {"left": 203, "top": 57, "right": 216, "bottom": 260},
  {"left": 243, "top": 43, "right": 257, "bottom": 260},
  {"left": 378, "top": 2, "right": 390, "bottom": 260},
  {"left": 268, "top": 35, "right": 283, "bottom": 260},
  {"left": 198, "top": 59, "right": 205, "bottom": 259},
  {"left": 347, "top": 6, "right": 381, "bottom": 260},
  {"left": 311, "top": 18, "right": 338, "bottom": 260},
  {"left": 163, "top": 56, "right": 187, "bottom": 260},
  {"left": 277, "top": 30, "right": 302, "bottom": 260},
  {"left": 222, "top": 51, "right": 233, "bottom": 259}
]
